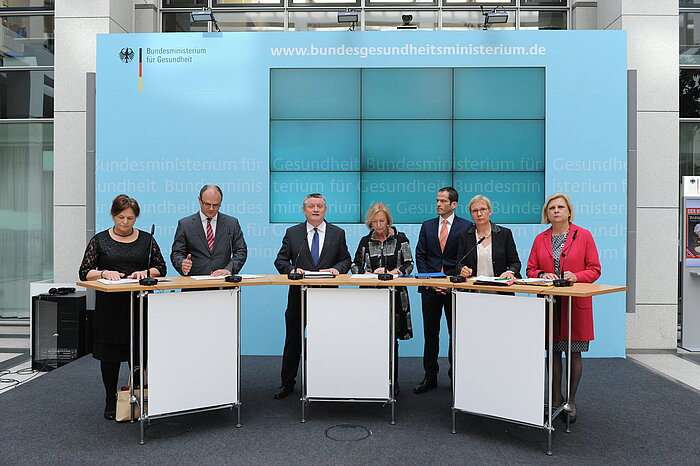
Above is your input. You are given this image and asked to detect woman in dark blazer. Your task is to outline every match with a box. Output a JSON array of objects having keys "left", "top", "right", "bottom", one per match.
[{"left": 454, "top": 195, "right": 521, "bottom": 280}]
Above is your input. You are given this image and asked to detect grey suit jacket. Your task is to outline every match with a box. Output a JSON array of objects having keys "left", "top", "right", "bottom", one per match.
[{"left": 170, "top": 212, "right": 247, "bottom": 275}]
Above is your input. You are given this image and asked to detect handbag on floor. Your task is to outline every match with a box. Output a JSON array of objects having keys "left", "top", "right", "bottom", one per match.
[{"left": 115, "top": 370, "right": 148, "bottom": 422}]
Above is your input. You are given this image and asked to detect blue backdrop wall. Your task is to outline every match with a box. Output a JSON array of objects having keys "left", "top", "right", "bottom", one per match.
[{"left": 96, "top": 30, "right": 627, "bottom": 358}]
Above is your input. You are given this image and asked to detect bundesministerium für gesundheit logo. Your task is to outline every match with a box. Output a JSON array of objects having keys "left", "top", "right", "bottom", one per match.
[{"left": 119, "top": 47, "right": 135, "bottom": 63}]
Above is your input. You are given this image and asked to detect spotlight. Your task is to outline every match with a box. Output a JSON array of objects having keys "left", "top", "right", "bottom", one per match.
[
  {"left": 191, "top": 8, "right": 221, "bottom": 32},
  {"left": 337, "top": 11, "right": 359, "bottom": 23},
  {"left": 397, "top": 14, "right": 417, "bottom": 30},
  {"left": 480, "top": 6, "right": 508, "bottom": 30}
]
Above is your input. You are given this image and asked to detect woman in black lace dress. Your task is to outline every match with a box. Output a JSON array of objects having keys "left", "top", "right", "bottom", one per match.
[
  {"left": 351, "top": 202, "right": 413, "bottom": 396},
  {"left": 78, "top": 195, "right": 166, "bottom": 419}
]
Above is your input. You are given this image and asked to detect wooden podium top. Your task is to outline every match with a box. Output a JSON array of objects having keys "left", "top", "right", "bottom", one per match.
[{"left": 77, "top": 275, "right": 626, "bottom": 297}]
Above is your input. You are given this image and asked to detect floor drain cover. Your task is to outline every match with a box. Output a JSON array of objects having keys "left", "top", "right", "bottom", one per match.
[
  {"left": 325, "top": 424, "right": 372, "bottom": 442},
  {"left": 144, "top": 420, "right": 192, "bottom": 439}
]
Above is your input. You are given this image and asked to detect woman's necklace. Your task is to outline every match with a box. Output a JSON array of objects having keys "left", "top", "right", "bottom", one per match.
[
  {"left": 112, "top": 227, "right": 134, "bottom": 237},
  {"left": 477, "top": 230, "right": 491, "bottom": 242}
]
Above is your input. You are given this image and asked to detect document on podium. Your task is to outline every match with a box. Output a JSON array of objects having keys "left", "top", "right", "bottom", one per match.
[
  {"left": 472, "top": 276, "right": 513, "bottom": 286},
  {"left": 303, "top": 271, "right": 335, "bottom": 278},
  {"left": 98, "top": 278, "right": 172, "bottom": 285}
]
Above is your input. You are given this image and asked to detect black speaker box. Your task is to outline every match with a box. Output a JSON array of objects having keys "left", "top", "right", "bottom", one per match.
[{"left": 32, "top": 292, "right": 90, "bottom": 371}]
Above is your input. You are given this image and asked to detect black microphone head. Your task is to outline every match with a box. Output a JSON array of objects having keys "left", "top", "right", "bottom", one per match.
[{"left": 150, "top": 223, "right": 155, "bottom": 235}]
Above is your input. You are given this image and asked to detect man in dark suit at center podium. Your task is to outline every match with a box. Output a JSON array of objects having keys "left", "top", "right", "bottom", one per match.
[
  {"left": 272, "top": 193, "right": 351, "bottom": 399},
  {"left": 414, "top": 187, "right": 472, "bottom": 394}
]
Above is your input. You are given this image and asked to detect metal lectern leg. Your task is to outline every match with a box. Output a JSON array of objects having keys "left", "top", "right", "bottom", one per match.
[
  {"left": 565, "top": 295, "right": 573, "bottom": 433},
  {"left": 138, "top": 290, "right": 146, "bottom": 445},
  {"left": 451, "top": 290, "right": 457, "bottom": 434},
  {"left": 546, "top": 295, "right": 554, "bottom": 456},
  {"left": 389, "top": 286, "right": 396, "bottom": 425},
  {"left": 129, "top": 291, "right": 136, "bottom": 424},
  {"left": 301, "top": 286, "right": 307, "bottom": 424},
  {"left": 236, "top": 287, "right": 242, "bottom": 428}
]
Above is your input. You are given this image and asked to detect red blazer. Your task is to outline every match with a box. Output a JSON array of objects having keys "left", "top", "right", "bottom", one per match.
[{"left": 526, "top": 224, "right": 601, "bottom": 342}]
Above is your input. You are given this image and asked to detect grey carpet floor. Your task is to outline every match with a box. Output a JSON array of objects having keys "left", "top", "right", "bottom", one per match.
[{"left": 1, "top": 355, "right": 699, "bottom": 465}]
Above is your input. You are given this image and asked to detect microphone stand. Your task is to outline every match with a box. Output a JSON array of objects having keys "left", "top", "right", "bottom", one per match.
[
  {"left": 139, "top": 224, "right": 158, "bottom": 286},
  {"left": 225, "top": 226, "right": 242, "bottom": 283},
  {"left": 553, "top": 230, "right": 578, "bottom": 287},
  {"left": 450, "top": 236, "right": 486, "bottom": 283},
  {"left": 288, "top": 242, "right": 304, "bottom": 280},
  {"left": 378, "top": 237, "right": 393, "bottom": 281}
]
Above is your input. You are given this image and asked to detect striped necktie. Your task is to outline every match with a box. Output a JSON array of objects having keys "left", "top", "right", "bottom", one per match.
[{"left": 206, "top": 218, "right": 214, "bottom": 252}]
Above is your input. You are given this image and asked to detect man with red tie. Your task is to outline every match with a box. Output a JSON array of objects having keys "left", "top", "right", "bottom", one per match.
[
  {"left": 414, "top": 187, "right": 472, "bottom": 394},
  {"left": 170, "top": 185, "right": 247, "bottom": 277}
]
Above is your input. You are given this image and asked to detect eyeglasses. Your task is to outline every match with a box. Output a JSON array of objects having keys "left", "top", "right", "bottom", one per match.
[{"left": 201, "top": 202, "right": 221, "bottom": 208}]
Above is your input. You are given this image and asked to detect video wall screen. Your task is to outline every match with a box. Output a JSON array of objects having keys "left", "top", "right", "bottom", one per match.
[{"left": 270, "top": 67, "right": 545, "bottom": 224}]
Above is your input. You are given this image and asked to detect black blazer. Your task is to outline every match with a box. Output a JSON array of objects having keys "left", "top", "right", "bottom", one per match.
[
  {"left": 454, "top": 222, "right": 521, "bottom": 278},
  {"left": 274, "top": 221, "right": 351, "bottom": 274}
]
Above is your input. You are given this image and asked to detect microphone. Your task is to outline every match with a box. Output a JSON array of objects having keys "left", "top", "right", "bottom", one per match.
[
  {"left": 139, "top": 224, "right": 158, "bottom": 286},
  {"left": 224, "top": 226, "right": 242, "bottom": 283},
  {"left": 288, "top": 241, "right": 304, "bottom": 280},
  {"left": 553, "top": 230, "right": 578, "bottom": 287},
  {"left": 450, "top": 235, "right": 486, "bottom": 283},
  {"left": 378, "top": 241, "right": 393, "bottom": 281}
]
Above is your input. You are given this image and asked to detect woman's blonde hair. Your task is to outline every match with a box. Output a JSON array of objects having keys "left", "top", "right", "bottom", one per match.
[
  {"left": 541, "top": 193, "right": 574, "bottom": 224},
  {"left": 364, "top": 202, "right": 393, "bottom": 230},
  {"left": 468, "top": 194, "right": 493, "bottom": 214}
]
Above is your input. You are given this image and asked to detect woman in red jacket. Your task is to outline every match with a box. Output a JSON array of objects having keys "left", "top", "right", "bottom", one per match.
[{"left": 526, "top": 193, "right": 601, "bottom": 423}]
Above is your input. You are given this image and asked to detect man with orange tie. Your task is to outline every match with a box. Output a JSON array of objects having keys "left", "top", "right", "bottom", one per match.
[
  {"left": 170, "top": 185, "right": 247, "bottom": 277},
  {"left": 414, "top": 187, "right": 472, "bottom": 394}
]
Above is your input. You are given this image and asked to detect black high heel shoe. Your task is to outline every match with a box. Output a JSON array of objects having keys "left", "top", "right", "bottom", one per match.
[{"left": 104, "top": 395, "right": 116, "bottom": 420}]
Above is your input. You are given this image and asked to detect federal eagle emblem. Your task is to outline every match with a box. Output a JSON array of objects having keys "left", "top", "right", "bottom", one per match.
[{"left": 119, "top": 48, "right": 135, "bottom": 63}]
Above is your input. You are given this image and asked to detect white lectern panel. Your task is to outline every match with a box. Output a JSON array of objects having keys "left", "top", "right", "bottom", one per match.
[
  {"left": 147, "top": 289, "right": 238, "bottom": 416},
  {"left": 454, "top": 292, "right": 544, "bottom": 427},
  {"left": 306, "top": 288, "right": 390, "bottom": 399}
]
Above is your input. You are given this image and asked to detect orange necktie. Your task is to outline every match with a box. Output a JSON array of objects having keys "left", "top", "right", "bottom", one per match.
[{"left": 439, "top": 219, "right": 449, "bottom": 252}]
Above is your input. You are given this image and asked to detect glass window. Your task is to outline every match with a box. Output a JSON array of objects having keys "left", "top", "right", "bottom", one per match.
[
  {"left": 289, "top": 11, "right": 356, "bottom": 30},
  {"left": 162, "top": 12, "right": 208, "bottom": 32},
  {"left": 367, "top": 0, "right": 434, "bottom": 5},
  {"left": 0, "top": 0, "right": 53, "bottom": 8},
  {"left": 0, "top": 122, "right": 53, "bottom": 319},
  {"left": 216, "top": 0, "right": 283, "bottom": 5},
  {"left": 681, "top": 122, "right": 700, "bottom": 178},
  {"left": 680, "top": 12, "right": 700, "bottom": 65},
  {"left": 162, "top": 0, "right": 206, "bottom": 6},
  {"left": 680, "top": 0, "right": 700, "bottom": 7},
  {"left": 0, "top": 15, "right": 54, "bottom": 66},
  {"left": 520, "top": 10, "right": 566, "bottom": 30},
  {"left": 442, "top": 10, "right": 514, "bottom": 29},
  {"left": 364, "top": 10, "right": 438, "bottom": 30},
  {"left": 217, "top": 11, "right": 285, "bottom": 31},
  {"left": 681, "top": 69, "right": 700, "bottom": 118},
  {"left": 441, "top": 0, "right": 514, "bottom": 5},
  {"left": 521, "top": 0, "right": 566, "bottom": 5},
  {"left": 0, "top": 70, "right": 53, "bottom": 118},
  {"left": 291, "top": 0, "right": 359, "bottom": 5}
]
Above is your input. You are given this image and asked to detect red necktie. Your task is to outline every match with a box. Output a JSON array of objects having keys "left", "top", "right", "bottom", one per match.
[{"left": 206, "top": 218, "right": 214, "bottom": 252}]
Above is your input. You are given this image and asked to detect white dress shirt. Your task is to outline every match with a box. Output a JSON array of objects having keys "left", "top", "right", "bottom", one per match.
[
  {"left": 437, "top": 213, "right": 455, "bottom": 241},
  {"left": 199, "top": 211, "right": 218, "bottom": 237}
]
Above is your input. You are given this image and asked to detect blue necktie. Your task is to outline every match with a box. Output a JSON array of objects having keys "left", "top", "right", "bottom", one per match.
[{"left": 311, "top": 227, "right": 319, "bottom": 265}]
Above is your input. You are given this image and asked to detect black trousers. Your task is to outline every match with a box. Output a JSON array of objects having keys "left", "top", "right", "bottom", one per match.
[
  {"left": 420, "top": 291, "right": 453, "bottom": 380},
  {"left": 281, "top": 287, "right": 303, "bottom": 387},
  {"left": 281, "top": 287, "right": 401, "bottom": 388}
]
